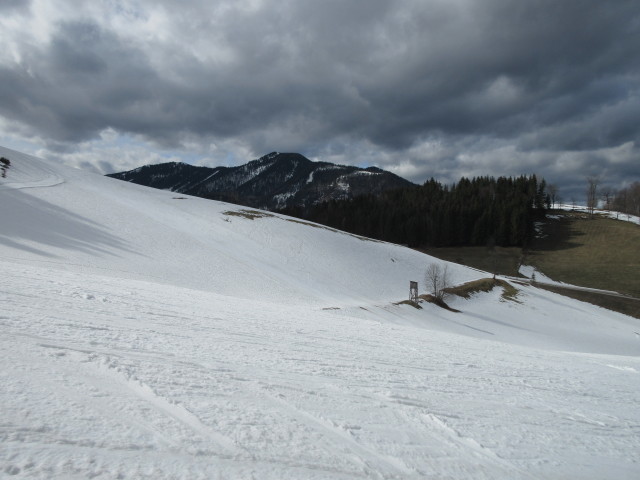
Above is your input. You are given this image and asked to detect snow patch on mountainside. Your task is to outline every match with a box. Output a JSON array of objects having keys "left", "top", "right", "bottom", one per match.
[
  {"left": 273, "top": 191, "right": 296, "bottom": 209},
  {"left": 307, "top": 164, "right": 347, "bottom": 184}
]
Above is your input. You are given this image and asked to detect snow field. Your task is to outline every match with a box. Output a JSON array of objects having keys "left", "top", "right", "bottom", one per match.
[
  {"left": 0, "top": 147, "right": 476, "bottom": 307},
  {"left": 2, "top": 262, "right": 640, "bottom": 479},
  {"left": 1, "top": 146, "right": 640, "bottom": 479}
]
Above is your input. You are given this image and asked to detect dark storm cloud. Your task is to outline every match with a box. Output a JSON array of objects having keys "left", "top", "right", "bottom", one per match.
[
  {"left": 356, "top": 0, "right": 640, "bottom": 148},
  {"left": 0, "top": 20, "right": 165, "bottom": 143},
  {"left": 0, "top": 0, "right": 638, "bottom": 197}
]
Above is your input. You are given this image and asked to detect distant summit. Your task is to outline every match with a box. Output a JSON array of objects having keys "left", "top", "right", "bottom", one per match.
[{"left": 107, "top": 152, "right": 414, "bottom": 210}]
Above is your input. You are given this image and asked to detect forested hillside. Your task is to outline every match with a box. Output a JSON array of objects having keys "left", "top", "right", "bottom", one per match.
[
  {"left": 281, "top": 175, "right": 548, "bottom": 248},
  {"left": 107, "top": 152, "right": 413, "bottom": 210}
]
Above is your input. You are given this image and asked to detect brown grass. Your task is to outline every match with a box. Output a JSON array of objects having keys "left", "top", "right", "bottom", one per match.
[
  {"left": 526, "top": 211, "right": 640, "bottom": 298},
  {"left": 413, "top": 278, "right": 519, "bottom": 311},
  {"left": 285, "top": 218, "right": 339, "bottom": 231},
  {"left": 444, "top": 278, "right": 497, "bottom": 298},
  {"left": 417, "top": 211, "right": 639, "bottom": 316},
  {"left": 394, "top": 299, "right": 423, "bottom": 309},
  {"left": 444, "top": 278, "right": 520, "bottom": 303},
  {"left": 417, "top": 294, "right": 460, "bottom": 312},
  {"left": 223, "top": 209, "right": 275, "bottom": 220}
]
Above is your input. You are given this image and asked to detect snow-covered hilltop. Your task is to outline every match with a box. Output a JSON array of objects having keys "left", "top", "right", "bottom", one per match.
[{"left": 1, "top": 146, "right": 639, "bottom": 479}]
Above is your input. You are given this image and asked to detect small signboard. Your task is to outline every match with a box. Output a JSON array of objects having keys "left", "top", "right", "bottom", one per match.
[{"left": 410, "top": 281, "right": 418, "bottom": 303}]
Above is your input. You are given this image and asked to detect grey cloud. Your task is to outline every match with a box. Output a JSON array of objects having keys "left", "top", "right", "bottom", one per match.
[
  {"left": 0, "top": 0, "right": 30, "bottom": 12},
  {"left": 0, "top": 0, "right": 638, "bottom": 198},
  {"left": 0, "top": 20, "right": 164, "bottom": 143},
  {"left": 517, "top": 96, "right": 640, "bottom": 152},
  {"left": 356, "top": 1, "right": 640, "bottom": 147}
]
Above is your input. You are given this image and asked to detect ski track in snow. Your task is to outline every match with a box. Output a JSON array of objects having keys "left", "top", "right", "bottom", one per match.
[
  {"left": 2, "top": 263, "right": 640, "bottom": 479},
  {"left": 1, "top": 147, "right": 640, "bottom": 479}
]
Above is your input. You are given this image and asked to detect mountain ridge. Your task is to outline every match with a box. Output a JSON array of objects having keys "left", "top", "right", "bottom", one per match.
[{"left": 107, "top": 152, "right": 415, "bottom": 210}]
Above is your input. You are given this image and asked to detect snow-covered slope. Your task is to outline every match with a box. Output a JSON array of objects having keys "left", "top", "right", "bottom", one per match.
[
  {"left": 1, "top": 146, "right": 639, "bottom": 479},
  {"left": 0, "top": 147, "right": 448, "bottom": 306}
]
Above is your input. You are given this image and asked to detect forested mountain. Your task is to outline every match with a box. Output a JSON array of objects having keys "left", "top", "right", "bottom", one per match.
[
  {"left": 109, "top": 152, "right": 548, "bottom": 248},
  {"left": 107, "top": 152, "right": 414, "bottom": 210},
  {"left": 281, "top": 175, "right": 549, "bottom": 248}
]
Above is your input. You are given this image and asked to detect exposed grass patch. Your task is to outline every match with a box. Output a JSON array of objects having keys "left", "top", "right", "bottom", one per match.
[
  {"left": 225, "top": 211, "right": 383, "bottom": 244},
  {"left": 285, "top": 218, "right": 339, "bottom": 232},
  {"left": 417, "top": 294, "right": 460, "bottom": 312},
  {"left": 223, "top": 209, "right": 275, "bottom": 220},
  {"left": 419, "top": 246, "right": 523, "bottom": 277},
  {"left": 526, "top": 211, "right": 640, "bottom": 298},
  {"left": 397, "top": 278, "right": 522, "bottom": 313},
  {"left": 499, "top": 281, "right": 520, "bottom": 302},
  {"left": 444, "top": 278, "right": 520, "bottom": 303},
  {"left": 394, "top": 299, "right": 423, "bottom": 309},
  {"left": 418, "top": 211, "right": 639, "bottom": 316},
  {"left": 444, "top": 278, "right": 498, "bottom": 298}
]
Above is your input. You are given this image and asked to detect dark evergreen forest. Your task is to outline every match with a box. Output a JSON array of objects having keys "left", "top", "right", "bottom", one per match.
[{"left": 280, "top": 175, "right": 549, "bottom": 248}]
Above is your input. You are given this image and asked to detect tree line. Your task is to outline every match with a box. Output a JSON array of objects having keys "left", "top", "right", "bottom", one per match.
[
  {"left": 279, "top": 175, "right": 549, "bottom": 248},
  {"left": 609, "top": 182, "right": 640, "bottom": 219}
]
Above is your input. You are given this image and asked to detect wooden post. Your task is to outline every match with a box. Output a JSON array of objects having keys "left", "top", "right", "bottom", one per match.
[{"left": 410, "top": 281, "right": 418, "bottom": 303}]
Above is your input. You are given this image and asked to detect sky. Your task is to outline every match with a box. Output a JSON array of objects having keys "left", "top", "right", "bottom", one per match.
[{"left": 0, "top": 0, "right": 638, "bottom": 201}]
